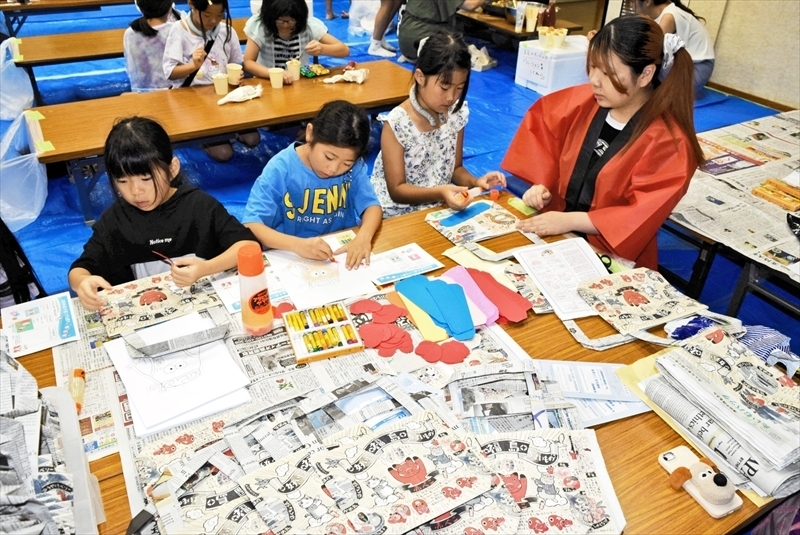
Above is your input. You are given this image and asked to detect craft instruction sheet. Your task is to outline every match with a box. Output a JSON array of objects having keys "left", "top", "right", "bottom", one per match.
[
  {"left": 2, "top": 292, "right": 79, "bottom": 358},
  {"left": 515, "top": 238, "right": 608, "bottom": 320}
]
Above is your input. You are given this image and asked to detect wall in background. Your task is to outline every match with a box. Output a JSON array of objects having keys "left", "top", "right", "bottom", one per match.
[
  {"left": 705, "top": 0, "right": 800, "bottom": 108},
  {"left": 605, "top": 0, "right": 799, "bottom": 108}
]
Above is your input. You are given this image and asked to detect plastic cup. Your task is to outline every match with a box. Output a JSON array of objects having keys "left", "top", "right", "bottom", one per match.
[
  {"left": 286, "top": 60, "right": 301, "bottom": 81},
  {"left": 268, "top": 67, "right": 284, "bottom": 89},
  {"left": 525, "top": 4, "right": 538, "bottom": 32},
  {"left": 227, "top": 63, "right": 242, "bottom": 86},
  {"left": 212, "top": 73, "right": 228, "bottom": 95}
]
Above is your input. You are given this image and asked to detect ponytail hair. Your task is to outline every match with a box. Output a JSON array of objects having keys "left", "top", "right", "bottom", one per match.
[
  {"left": 654, "top": 0, "right": 705, "bottom": 22},
  {"left": 588, "top": 15, "right": 704, "bottom": 167},
  {"left": 130, "top": 0, "right": 180, "bottom": 36}
]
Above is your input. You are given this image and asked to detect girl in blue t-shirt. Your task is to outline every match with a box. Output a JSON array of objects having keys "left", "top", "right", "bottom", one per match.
[{"left": 242, "top": 100, "right": 382, "bottom": 270}]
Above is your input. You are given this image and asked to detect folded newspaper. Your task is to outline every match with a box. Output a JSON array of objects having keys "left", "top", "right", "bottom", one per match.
[{"left": 654, "top": 328, "right": 800, "bottom": 470}]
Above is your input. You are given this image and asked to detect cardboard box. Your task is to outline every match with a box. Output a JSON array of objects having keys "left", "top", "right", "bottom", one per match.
[{"left": 515, "top": 36, "right": 590, "bottom": 95}]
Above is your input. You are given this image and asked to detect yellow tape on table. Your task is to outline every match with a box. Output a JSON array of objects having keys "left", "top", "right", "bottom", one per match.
[
  {"left": 34, "top": 140, "right": 54, "bottom": 153},
  {"left": 25, "top": 110, "right": 45, "bottom": 120}
]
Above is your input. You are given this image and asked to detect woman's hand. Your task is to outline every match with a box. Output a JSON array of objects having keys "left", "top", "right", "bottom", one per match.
[
  {"left": 335, "top": 236, "right": 372, "bottom": 270},
  {"left": 522, "top": 184, "right": 552, "bottom": 211},
  {"left": 442, "top": 185, "right": 471, "bottom": 211},
  {"left": 516, "top": 212, "right": 575, "bottom": 237},
  {"left": 475, "top": 171, "right": 506, "bottom": 190},
  {"left": 76, "top": 275, "right": 112, "bottom": 311},
  {"left": 294, "top": 237, "right": 334, "bottom": 261},
  {"left": 283, "top": 70, "right": 294, "bottom": 85},
  {"left": 171, "top": 257, "right": 206, "bottom": 287}
]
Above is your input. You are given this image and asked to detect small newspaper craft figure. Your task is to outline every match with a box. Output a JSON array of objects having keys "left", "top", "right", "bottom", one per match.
[
  {"left": 577, "top": 268, "right": 707, "bottom": 335},
  {"left": 426, "top": 201, "right": 518, "bottom": 245},
  {"left": 99, "top": 272, "right": 220, "bottom": 337}
]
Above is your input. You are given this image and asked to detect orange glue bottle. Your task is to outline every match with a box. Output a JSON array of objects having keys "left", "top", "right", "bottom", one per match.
[{"left": 238, "top": 244, "right": 273, "bottom": 336}]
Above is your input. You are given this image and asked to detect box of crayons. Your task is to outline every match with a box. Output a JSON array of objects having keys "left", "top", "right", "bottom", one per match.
[{"left": 284, "top": 302, "right": 365, "bottom": 363}]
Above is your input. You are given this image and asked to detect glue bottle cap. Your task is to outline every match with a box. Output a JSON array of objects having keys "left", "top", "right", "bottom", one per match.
[{"left": 238, "top": 244, "right": 265, "bottom": 277}]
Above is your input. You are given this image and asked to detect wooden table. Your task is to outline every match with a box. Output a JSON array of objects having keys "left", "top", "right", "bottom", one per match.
[
  {"left": 457, "top": 9, "right": 582, "bottom": 42},
  {"left": 19, "top": 192, "right": 773, "bottom": 535},
  {"left": 14, "top": 18, "right": 248, "bottom": 106},
  {"left": 1, "top": 0, "right": 132, "bottom": 36},
  {"left": 25, "top": 59, "right": 412, "bottom": 224}
]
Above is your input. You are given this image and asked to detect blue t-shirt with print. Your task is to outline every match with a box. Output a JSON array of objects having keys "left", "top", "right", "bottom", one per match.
[{"left": 242, "top": 143, "right": 380, "bottom": 238}]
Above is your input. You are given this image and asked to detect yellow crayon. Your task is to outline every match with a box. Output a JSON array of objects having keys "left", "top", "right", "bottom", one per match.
[
  {"left": 309, "top": 308, "right": 320, "bottom": 327},
  {"left": 335, "top": 303, "right": 347, "bottom": 321},
  {"left": 317, "top": 307, "right": 330, "bottom": 324},
  {"left": 289, "top": 313, "right": 301, "bottom": 331},
  {"left": 302, "top": 333, "right": 314, "bottom": 352},
  {"left": 325, "top": 304, "right": 338, "bottom": 323},
  {"left": 322, "top": 329, "right": 334, "bottom": 348},
  {"left": 329, "top": 326, "right": 342, "bottom": 346},
  {"left": 307, "top": 332, "right": 320, "bottom": 351},
  {"left": 299, "top": 311, "right": 310, "bottom": 329},
  {"left": 313, "top": 330, "right": 328, "bottom": 350},
  {"left": 344, "top": 324, "right": 356, "bottom": 344}
]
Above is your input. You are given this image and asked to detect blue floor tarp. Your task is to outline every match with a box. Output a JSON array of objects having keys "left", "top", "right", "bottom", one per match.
[{"left": 5, "top": 0, "right": 798, "bottom": 352}]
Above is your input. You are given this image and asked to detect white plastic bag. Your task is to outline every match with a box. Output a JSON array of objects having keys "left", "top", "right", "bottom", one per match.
[
  {"left": 348, "top": 0, "right": 380, "bottom": 36},
  {"left": 0, "top": 114, "right": 48, "bottom": 231},
  {"left": 0, "top": 39, "right": 34, "bottom": 120}
]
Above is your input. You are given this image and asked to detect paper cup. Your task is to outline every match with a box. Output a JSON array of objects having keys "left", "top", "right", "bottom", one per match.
[
  {"left": 227, "top": 63, "right": 242, "bottom": 86},
  {"left": 552, "top": 30, "right": 567, "bottom": 48},
  {"left": 212, "top": 73, "right": 228, "bottom": 95},
  {"left": 268, "top": 67, "right": 284, "bottom": 89},
  {"left": 286, "top": 60, "right": 301, "bottom": 81}
]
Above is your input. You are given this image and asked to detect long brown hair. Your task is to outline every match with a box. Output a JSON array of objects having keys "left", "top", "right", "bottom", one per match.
[{"left": 588, "top": 15, "right": 704, "bottom": 167}]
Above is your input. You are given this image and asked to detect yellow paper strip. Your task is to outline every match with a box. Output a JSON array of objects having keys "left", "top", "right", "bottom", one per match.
[
  {"left": 396, "top": 291, "right": 448, "bottom": 342},
  {"left": 508, "top": 197, "right": 536, "bottom": 216},
  {"left": 34, "top": 140, "right": 55, "bottom": 153},
  {"left": 25, "top": 110, "right": 45, "bottom": 120},
  {"left": 616, "top": 351, "right": 770, "bottom": 508},
  {"left": 13, "top": 54, "right": 23, "bottom": 62}
]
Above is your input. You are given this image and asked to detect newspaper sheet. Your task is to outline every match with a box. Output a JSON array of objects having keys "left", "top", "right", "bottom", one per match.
[
  {"left": 643, "top": 374, "right": 799, "bottom": 498},
  {"left": 656, "top": 330, "right": 800, "bottom": 469},
  {"left": 672, "top": 172, "right": 800, "bottom": 281},
  {"left": 471, "top": 429, "right": 625, "bottom": 534}
]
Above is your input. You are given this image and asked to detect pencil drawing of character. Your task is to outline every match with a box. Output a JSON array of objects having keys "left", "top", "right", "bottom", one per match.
[
  {"left": 298, "top": 495, "right": 335, "bottom": 527},
  {"left": 366, "top": 477, "right": 401, "bottom": 506},
  {"left": 425, "top": 441, "right": 463, "bottom": 474},
  {"left": 289, "top": 258, "right": 341, "bottom": 287},
  {"left": 133, "top": 347, "right": 202, "bottom": 390},
  {"left": 534, "top": 466, "right": 567, "bottom": 507}
]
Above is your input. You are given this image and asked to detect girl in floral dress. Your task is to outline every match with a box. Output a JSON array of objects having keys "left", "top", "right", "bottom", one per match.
[{"left": 370, "top": 30, "right": 505, "bottom": 218}]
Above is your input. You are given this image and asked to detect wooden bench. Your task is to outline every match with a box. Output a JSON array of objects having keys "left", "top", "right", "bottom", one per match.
[
  {"left": 13, "top": 18, "right": 248, "bottom": 104},
  {"left": 25, "top": 59, "right": 412, "bottom": 224}
]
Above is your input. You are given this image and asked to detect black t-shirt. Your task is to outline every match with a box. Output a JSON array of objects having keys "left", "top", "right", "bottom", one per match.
[
  {"left": 587, "top": 119, "right": 622, "bottom": 170},
  {"left": 70, "top": 184, "right": 255, "bottom": 285}
]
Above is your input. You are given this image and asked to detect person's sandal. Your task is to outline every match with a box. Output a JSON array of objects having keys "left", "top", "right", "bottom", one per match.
[{"left": 341, "top": 11, "right": 349, "bottom": 18}]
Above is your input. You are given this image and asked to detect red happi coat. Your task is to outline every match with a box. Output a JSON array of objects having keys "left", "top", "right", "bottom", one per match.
[{"left": 502, "top": 85, "right": 698, "bottom": 269}]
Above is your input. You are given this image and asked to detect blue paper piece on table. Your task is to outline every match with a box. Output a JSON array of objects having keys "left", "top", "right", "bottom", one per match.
[
  {"left": 426, "top": 279, "right": 475, "bottom": 341},
  {"left": 439, "top": 201, "right": 491, "bottom": 227},
  {"left": 396, "top": 276, "right": 448, "bottom": 327}
]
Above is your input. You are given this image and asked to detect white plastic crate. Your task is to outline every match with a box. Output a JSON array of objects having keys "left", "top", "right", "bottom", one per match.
[{"left": 515, "top": 35, "right": 590, "bottom": 95}]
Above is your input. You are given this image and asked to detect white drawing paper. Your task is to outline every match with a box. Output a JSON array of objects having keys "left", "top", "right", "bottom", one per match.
[
  {"left": 265, "top": 250, "right": 377, "bottom": 309},
  {"left": 104, "top": 313, "right": 250, "bottom": 432}
]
